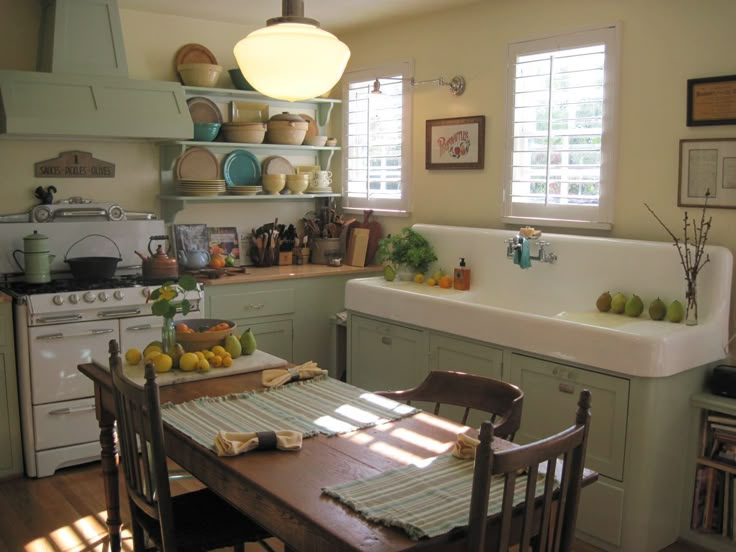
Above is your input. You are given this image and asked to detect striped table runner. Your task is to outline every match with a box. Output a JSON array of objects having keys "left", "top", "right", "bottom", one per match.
[
  {"left": 322, "top": 454, "right": 553, "bottom": 541},
  {"left": 161, "top": 376, "right": 418, "bottom": 450}
]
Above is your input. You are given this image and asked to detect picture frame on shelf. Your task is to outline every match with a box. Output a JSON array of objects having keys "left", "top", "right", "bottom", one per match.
[
  {"left": 679, "top": 138, "right": 736, "bottom": 208},
  {"left": 425, "top": 115, "right": 485, "bottom": 170},
  {"left": 687, "top": 75, "right": 736, "bottom": 126}
]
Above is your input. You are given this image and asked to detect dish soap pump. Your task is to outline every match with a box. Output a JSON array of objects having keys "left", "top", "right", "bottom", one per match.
[{"left": 453, "top": 258, "right": 471, "bottom": 291}]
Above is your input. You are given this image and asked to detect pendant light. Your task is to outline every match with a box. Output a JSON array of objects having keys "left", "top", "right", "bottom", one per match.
[{"left": 234, "top": 0, "right": 350, "bottom": 102}]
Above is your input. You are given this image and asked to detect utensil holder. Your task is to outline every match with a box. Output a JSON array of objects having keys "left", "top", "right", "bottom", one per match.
[{"left": 311, "top": 238, "right": 341, "bottom": 265}]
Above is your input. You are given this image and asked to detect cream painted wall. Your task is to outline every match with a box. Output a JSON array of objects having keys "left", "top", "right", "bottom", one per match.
[{"left": 341, "top": 0, "right": 736, "bottom": 346}]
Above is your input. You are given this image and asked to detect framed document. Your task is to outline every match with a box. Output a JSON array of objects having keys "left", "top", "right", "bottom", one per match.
[
  {"left": 679, "top": 138, "right": 736, "bottom": 208},
  {"left": 687, "top": 75, "right": 736, "bottom": 126},
  {"left": 426, "top": 116, "right": 485, "bottom": 170}
]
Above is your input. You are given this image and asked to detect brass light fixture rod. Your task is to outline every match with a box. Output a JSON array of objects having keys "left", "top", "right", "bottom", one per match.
[
  {"left": 372, "top": 75, "right": 466, "bottom": 96},
  {"left": 268, "top": 0, "right": 320, "bottom": 27}
]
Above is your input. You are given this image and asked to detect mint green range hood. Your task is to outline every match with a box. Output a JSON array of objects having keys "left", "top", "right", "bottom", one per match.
[{"left": 0, "top": 0, "right": 192, "bottom": 141}]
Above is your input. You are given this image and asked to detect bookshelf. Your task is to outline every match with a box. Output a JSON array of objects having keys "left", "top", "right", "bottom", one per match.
[{"left": 684, "top": 392, "right": 736, "bottom": 551}]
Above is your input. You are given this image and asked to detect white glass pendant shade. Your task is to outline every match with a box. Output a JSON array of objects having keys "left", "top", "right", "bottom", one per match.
[{"left": 234, "top": 23, "right": 350, "bottom": 102}]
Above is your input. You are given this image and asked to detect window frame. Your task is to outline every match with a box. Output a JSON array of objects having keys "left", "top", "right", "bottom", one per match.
[
  {"left": 502, "top": 25, "right": 620, "bottom": 230},
  {"left": 341, "top": 61, "right": 413, "bottom": 215}
]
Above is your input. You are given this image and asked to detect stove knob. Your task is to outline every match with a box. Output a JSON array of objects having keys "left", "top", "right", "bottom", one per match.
[
  {"left": 83, "top": 291, "right": 96, "bottom": 303},
  {"left": 69, "top": 294, "right": 79, "bottom": 304},
  {"left": 142, "top": 287, "right": 151, "bottom": 298},
  {"left": 98, "top": 292, "right": 109, "bottom": 302},
  {"left": 113, "top": 290, "right": 125, "bottom": 301},
  {"left": 52, "top": 295, "right": 64, "bottom": 306}
]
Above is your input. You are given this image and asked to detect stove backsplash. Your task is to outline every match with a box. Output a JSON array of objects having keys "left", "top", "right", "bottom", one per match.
[{"left": 0, "top": 220, "right": 167, "bottom": 276}]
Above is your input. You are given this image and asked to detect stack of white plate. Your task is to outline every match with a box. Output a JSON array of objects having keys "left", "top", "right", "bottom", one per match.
[
  {"left": 176, "top": 179, "right": 226, "bottom": 196},
  {"left": 306, "top": 185, "right": 333, "bottom": 194},
  {"left": 228, "top": 185, "right": 263, "bottom": 196}
]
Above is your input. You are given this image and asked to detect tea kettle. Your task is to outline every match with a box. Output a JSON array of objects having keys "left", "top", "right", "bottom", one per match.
[
  {"left": 13, "top": 230, "right": 55, "bottom": 283},
  {"left": 177, "top": 249, "right": 211, "bottom": 270},
  {"left": 135, "top": 235, "right": 179, "bottom": 282}
]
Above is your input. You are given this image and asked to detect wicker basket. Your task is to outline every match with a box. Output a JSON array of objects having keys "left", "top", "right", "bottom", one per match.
[{"left": 175, "top": 319, "right": 236, "bottom": 352}]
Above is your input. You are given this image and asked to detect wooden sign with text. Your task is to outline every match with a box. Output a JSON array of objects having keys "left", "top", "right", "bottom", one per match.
[{"left": 34, "top": 151, "right": 115, "bottom": 178}]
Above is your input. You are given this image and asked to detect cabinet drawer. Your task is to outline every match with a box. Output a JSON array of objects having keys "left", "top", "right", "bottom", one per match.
[
  {"left": 239, "top": 319, "right": 293, "bottom": 363},
  {"left": 209, "top": 289, "right": 295, "bottom": 321},
  {"left": 510, "top": 354, "right": 629, "bottom": 481},
  {"left": 33, "top": 397, "right": 99, "bottom": 451}
]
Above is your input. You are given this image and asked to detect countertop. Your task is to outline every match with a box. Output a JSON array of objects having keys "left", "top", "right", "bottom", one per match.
[
  {"left": 194, "top": 264, "right": 382, "bottom": 286},
  {"left": 0, "top": 291, "right": 12, "bottom": 303}
]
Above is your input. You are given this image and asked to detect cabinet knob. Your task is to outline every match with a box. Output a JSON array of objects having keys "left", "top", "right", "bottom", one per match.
[
  {"left": 381, "top": 336, "right": 392, "bottom": 345},
  {"left": 558, "top": 382, "right": 575, "bottom": 394}
]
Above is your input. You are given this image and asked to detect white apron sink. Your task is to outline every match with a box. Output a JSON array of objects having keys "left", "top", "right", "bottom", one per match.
[{"left": 346, "top": 225, "right": 733, "bottom": 378}]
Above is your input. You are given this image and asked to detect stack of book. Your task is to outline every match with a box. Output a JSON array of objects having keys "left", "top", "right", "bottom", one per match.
[{"left": 692, "top": 412, "right": 736, "bottom": 539}]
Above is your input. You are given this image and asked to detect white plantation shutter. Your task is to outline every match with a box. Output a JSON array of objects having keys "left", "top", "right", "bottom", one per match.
[
  {"left": 342, "top": 62, "right": 412, "bottom": 213},
  {"left": 503, "top": 26, "right": 619, "bottom": 229}
]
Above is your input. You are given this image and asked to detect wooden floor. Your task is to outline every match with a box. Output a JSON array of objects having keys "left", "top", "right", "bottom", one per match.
[{"left": 0, "top": 461, "right": 707, "bottom": 552}]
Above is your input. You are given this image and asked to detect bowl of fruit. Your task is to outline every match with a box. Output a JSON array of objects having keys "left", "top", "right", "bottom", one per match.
[{"left": 175, "top": 319, "right": 236, "bottom": 352}]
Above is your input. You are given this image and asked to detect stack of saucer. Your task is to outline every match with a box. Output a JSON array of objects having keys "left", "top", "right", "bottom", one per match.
[
  {"left": 228, "top": 185, "right": 262, "bottom": 196},
  {"left": 306, "top": 184, "right": 333, "bottom": 194},
  {"left": 176, "top": 179, "right": 226, "bottom": 196}
]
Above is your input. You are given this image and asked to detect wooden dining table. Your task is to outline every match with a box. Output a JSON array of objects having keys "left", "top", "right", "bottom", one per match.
[{"left": 78, "top": 361, "right": 597, "bottom": 552}]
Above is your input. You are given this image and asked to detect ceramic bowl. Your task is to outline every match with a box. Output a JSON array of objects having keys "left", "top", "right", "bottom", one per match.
[
  {"left": 222, "top": 122, "right": 266, "bottom": 144},
  {"left": 228, "top": 68, "right": 256, "bottom": 91},
  {"left": 193, "top": 122, "right": 221, "bottom": 142},
  {"left": 325, "top": 137, "right": 338, "bottom": 147},
  {"left": 286, "top": 177, "right": 309, "bottom": 195},
  {"left": 304, "top": 135, "right": 328, "bottom": 147},
  {"left": 178, "top": 63, "right": 223, "bottom": 87},
  {"left": 262, "top": 174, "right": 286, "bottom": 195}
]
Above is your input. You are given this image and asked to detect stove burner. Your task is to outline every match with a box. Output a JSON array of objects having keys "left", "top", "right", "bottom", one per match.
[{"left": 2, "top": 274, "right": 176, "bottom": 297}]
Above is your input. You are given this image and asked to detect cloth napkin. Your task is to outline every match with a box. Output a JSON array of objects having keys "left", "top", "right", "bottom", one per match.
[
  {"left": 261, "top": 361, "right": 328, "bottom": 388},
  {"left": 452, "top": 433, "right": 480, "bottom": 460},
  {"left": 214, "top": 430, "right": 303, "bottom": 456},
  {"left": 513, "top": 236, "right": 532, "bottom": 269}
]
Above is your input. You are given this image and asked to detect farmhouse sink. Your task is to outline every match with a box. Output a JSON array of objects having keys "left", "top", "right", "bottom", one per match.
[{"left": 345, "top": 225, "right": 733, "bottom": 378}]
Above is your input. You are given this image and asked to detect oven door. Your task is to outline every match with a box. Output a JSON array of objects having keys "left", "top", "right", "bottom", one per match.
[
  {"left": 119, "top": 313, "right": 203, "bottom": 354},
  {"left": 29, "top": 319, "right": 118, "bottom": 404}
]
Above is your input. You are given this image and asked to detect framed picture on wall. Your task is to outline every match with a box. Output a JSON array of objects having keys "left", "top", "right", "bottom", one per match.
[
  {"left": 687, "top": 75, "right": 736, "bottom": 126},
  {"left": 679, "top": 138, "right": 736, "bottom": 208},
  {"left": 425, "top": 115, "right": 485, "bottom": 170}
]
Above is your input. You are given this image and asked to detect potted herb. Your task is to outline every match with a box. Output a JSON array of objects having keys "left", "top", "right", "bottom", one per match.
[{"left": 377, "top": 227, "right": 437, "bottom": 280}]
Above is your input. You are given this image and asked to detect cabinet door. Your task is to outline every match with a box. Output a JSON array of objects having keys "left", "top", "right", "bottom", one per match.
[
  {"left": 349, "top": 316, "right": 427, "bottom": 391},
  {"left": 509, "top": 353, "right": 629, "bottom": 481},
  {"left": 236, "top": 319, "right": 293, "bottom": 363},
  {"left": 428, "top": 333, "right": 504, "bottom": 427}
]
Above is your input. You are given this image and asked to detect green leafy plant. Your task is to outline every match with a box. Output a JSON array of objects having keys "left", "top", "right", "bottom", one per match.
[
  {"left": 148, "top": 274, "right": 198, "bottom": 318},
  {"left": 377, "top": 227, "right": 437, "bottom": 274}
]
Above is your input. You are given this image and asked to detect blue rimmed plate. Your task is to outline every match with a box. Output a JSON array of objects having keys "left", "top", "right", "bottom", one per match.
[{"left": 223, "top": 149, "right": 261, "bottom": 186}]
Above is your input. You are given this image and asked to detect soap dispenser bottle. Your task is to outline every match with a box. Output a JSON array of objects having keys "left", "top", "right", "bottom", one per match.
[{"left": 453, "top": 258, "right": 471, "bottom": 290}]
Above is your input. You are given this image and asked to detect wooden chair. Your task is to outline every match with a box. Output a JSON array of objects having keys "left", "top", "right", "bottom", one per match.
[
  {"left": 108, "top": 339, "right": 274, "bottom": 552},
  {"left": 375, "top": 370, "right": 524, "bottom": 440},
  {"left": 467, "top": 389, "right": 592, "bottom": 552}
]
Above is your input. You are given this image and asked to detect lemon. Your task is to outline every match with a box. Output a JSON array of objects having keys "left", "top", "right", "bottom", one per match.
[
  {"left": 125, "top": 348, "right": 142, "bottom": 365},
  {"left": 152, "top": 353, "right": 173, "bottom": 373},
  {"left": 195, "top": 351, "right": 205, "bottom": 360},
  {"left": 179, "top": 352, "right": 199, "bottom": 372},
  {"left": 426, "top": 278, "right": 437, "bottom": 287},
  {"left": 203, "top": 350, "right": 215, "bottom": 360},
  {"left": 414, "top": 274, "right": 424, "bottom": 284},
  {"left": 197, "top": 358, "right": 211, "bottom": 372},
  {"left": 144, "top": 349, "right": 162, "bottom": 362},
  {"left": 211, "top": 355, "right": 223, "bottom": 368},
  {"left": 222, "top": 356, "right": 233, "bottom": 368},
  {"left": 143, "top": 344, "right": 162, "bottom": 358},
  {"left": 211, "top": 345, "right": 227, "bottom": 357}
]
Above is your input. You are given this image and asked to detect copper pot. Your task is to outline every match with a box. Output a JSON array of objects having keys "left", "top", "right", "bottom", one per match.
[{"left": 136, "top": 235, "right": 179, "bottom": 282}]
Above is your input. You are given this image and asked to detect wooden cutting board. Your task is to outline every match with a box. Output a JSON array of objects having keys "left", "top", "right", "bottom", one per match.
[{"left": 351, "top": 210, "right": 382, "bottom": 265}]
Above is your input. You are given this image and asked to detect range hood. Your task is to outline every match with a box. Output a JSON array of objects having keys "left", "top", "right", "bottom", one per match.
[{"left": 0, "top": 0, "right": 192, "bottom": 141}]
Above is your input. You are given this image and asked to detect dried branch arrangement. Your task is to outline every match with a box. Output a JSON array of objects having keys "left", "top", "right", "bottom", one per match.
[{"left": 644, "top": 192, "right": 712, "bottom": 323}]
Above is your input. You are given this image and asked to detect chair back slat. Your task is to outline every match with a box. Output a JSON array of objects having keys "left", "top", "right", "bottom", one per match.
[
  {"left": 109, "top": 339, "right": 177, "bottom": 550},
  {"left": 468, "top": 389, "right": 592, "bottom": 552},
  {"left": 377, "top": 371, "right": 524, "bottom": 440}
]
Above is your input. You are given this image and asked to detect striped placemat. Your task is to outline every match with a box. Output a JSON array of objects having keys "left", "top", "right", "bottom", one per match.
[
  {"left": 322, "top": 454, "right": 553, "bottom": 541},
  {"left": 161, "top": 376, "right": 418, "bottom": 450}
]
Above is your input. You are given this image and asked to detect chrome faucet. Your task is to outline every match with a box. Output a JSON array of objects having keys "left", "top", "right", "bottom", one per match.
[{"left": 504, "top": 236, "right": 557, "bottom": 263}]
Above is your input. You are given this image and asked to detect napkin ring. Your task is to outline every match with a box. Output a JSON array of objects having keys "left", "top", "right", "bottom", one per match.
[
  {"left": 287, "top": 367, "right": 300, "bottom": 382},
  {"left": 255, "top": 431, "right": 278, "bottom": 450}
]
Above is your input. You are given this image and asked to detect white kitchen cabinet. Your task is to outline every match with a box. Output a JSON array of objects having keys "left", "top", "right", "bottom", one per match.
[{"left": 159, "top": 86, "right": 342, "bottom": 222}]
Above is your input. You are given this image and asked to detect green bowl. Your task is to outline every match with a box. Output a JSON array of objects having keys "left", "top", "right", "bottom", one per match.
[
  {"left": 193, "top": 122, "right": 221, "bottom": 142},
  {"left": 229, "top": 68, "right": 255, "bottom": 91}
]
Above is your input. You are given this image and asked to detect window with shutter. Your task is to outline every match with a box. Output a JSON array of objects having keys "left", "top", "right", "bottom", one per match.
[
  {"left": 503, "top": 26, "right": 620, "bottom": 229},
  {"left": 342, "top": 62, "right": 413, "bottom": 214}
]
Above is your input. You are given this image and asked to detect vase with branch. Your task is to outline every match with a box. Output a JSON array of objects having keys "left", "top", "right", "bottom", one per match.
[{"left": 644, "top": 192, "right": 712, "bottom": 326}]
